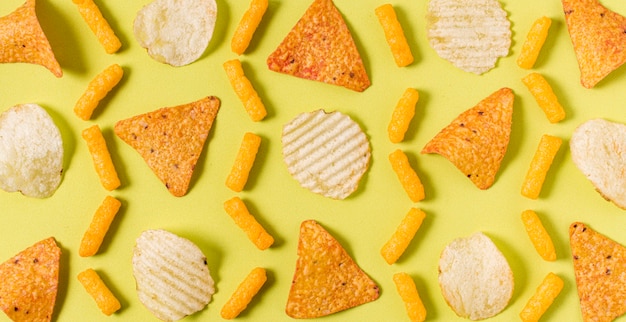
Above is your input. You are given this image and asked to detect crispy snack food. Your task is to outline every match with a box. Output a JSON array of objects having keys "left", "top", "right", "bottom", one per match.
[
  {"left": 381, "top": 208, "right": 426, "bottom": 265},
  {"left": 282, "top": 109, "right": 371, "bottom": 199},
  {"left": 517, "top": 16, "right": 552, "bottom": 69},
  {"left": 114, "top": 96, "right": 220, "bottom": 197},
  {"left": 266, "top": 0, "right": 370, "bottom": 92},
  {"left": 231, "top": 0, "right": 268, "bottom": 55},
  {"left": 72, "top": 0, "right": 121, "bottom": 54},
  {"left": 426, "top": 0, "right": 511, "bottom": 74},
  {"left": 422, "top": 88, "right": 514, "bottom": 189},
  {"left": 226, "top": 132, "right": 261, "bottom": 192},
  {"left": 393, "top": 272, "right": 427, "bottom": 322},
  {"left": 0, "top": 237, "right": 60, "bottom": 322},
  {"left": 388, "top": 149, "right": 425, "bottom": 202},
  {"left": 519, "top": 272, "right": 563, "bottom": 322},
  {"left": 0, "top": 104, "right": 64, "bottom": 198},
  {"left": 521, "top": 134, "right": 562, "bottom": 199},
  {"left": 220, "top": 267, "right": 267, "bottom": 319},
  {"left": 570, "top": 222, "right": 626, "bottom": 321},
  {"left": 0, "top": 0, "right": 62, "bottom": 77},
  {"left": 286, "top": 220, "right": 380, "bottom": 318},
  {"left": 388, "top": 88, "right": 419, "bottom": 143},
  {"left": 562, "top": 0, "right": 626, "bottom": 88},
  {"left": 521, "top": 210, "right": 556, "bottom": 261},
  {"left": 522, "top": 73, "right": 566, "bottom": 123},
  {"left": 132, "top": 229, "right": 215, "bottom": 321},
  {"left": 223, "top": 197, "right": 274, "bottom": 250},
  {"left": 79, "top": 195, "right": 122, "bottom": 257},
  {"left": 74, "top": 64, "right": 124, "bottom": 121},
  {"left": 77, "top": 268, "right": 121, "bottom": 316},
  {"left": 82, "top": 125, "right": 120, "bottom": 191},
  {"left": 375, "top": 4, "right": 413, "bottom": 67},
  {"left": 223, "top": 59, "right": 267, "bottom": 122},
  {"left": 133, "top": 0, "right": 217, "bottom": 66}
]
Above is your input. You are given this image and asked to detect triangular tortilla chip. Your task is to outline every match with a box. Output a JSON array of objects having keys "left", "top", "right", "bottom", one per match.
[
  {"left": 0, "top": 237, "right": 61, "bottom": 322},
  {"left": 266, "top": 0, "right": 370, "bottom": 92},
  {"left": 562, "top": 0, "right": 626, "bottom": 88},
  {"left": 114, "top": 96, "right": 220, "bottom": 197},
  {"left": 421, "top": 87, "right": 514, "bottom": 190},
  {"left": 570, "top": 222, "right": 626, "bottom": 321},
  {"left": 286, "top": 220, "right": 379, "bottom": 318},
  {"left": 0, "top": 0, "right": 62, "bottom": 77}
]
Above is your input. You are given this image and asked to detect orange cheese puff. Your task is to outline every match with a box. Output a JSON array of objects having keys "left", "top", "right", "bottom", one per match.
[
  {"left": 393, "top": 272, "right": 427, "bottom": 322},
  {"left": 223, "top": 59, "right": 267, "bottom": 122},
  {"left": 231, "top": 0, "right": 268, "bottom": 55},
  {"left": 521, "top": 210, "right": 556, "bottom": 261},
  {"left": 82, "top": 125, "right": 121, "bottom": 191},
  {"left": 522, "top": 72, "right": 566, "bottom": 123},
  {"left": 517, "top": 16, "right": 552, "bottom": 69},
  {"left": 381, "top": 208, "right": 425, "bottom": 264},
  {"left": 72, "top": 0, "right": 121, "bottom": 54},
  {"left": 389, "top": 149, "right": 425, "bottom": 202},
  {"left": 74, "top": 64, "right": 124, "bottom": 120},
  {"left": 79, "top": 196, "right": 122, "bottom": 257},
  {"left": 388, "top": 88, "right": 419, "bottom": 143},
  {"left": 221, "top": 267, "right": 267, "bottom": 319},
  {"left": 375, "top": 4, "right": 413, "bottom": 67},
  {"left": 77, "top": 268, "right": 121, "bottom": 316},
  {"left": 519, "top": 272, "right": 564, "bottom": 322},
  {"left": 226, "top": 132, "right": 261, "bottom": 192},
  {"left": 521, "top": 134, "right": 562, "bottom": 199},
  {"left": 223, "top": 197, "right": 274, "bottom": 250}
]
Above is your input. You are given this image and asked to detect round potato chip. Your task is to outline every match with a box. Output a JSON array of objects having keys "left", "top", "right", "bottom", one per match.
[{"left": 0, "top": 104, "right": 63, "bottom": 198}]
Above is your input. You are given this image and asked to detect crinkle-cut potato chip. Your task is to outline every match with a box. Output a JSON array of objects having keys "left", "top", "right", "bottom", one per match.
[
  {"left": 562, "top": 0, "right": 626, "bottom": 88},
  {"left": 114, "top": 96, "right": 219, "bottom": 197},
  {"left": 426, "top": 0, "right": 511, "bottom": 74},
  {"left": 132, "top": 229, "right": 215, "bottom": 321},
  {"left": 133, "top": 0, "right": 217, "bottom": 66},
  {"left": 266, "top": 0, "right": 371, "bottom": 92},
  {"left": 422, "top": 88, "right": 514, "bottom": 189},
  {"left": 0, "top": 103, "right": 64, "bottom": 198},
  {"left": 570, "top": 222, "right": 626, "bottom": 321},
  {"left": 0, "top": 237, "right": 60, "bottom": 322},
  {"left": 281, "top": 109, "right": 371, "bottom": 199},
  {"left": 0, "top": 0, "right": 61, "bottom": 77},
  {"left": 286, "top": 220, "right": 380, "bottom": 318}
]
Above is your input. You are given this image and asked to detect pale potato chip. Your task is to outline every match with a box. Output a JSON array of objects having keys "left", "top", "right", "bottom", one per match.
[
  {"left": 426, "top": 0, "right": 511, "bottom": 74},
  {"left": 133, "top": 0, "right": 217, "bottom": 66},
  {"left": 281, "top": 109, "right": 370, "bottom": 199},
  {"left": 132, "top": 229, "right": 215, "bottom": 321},
  {"left": 0, "top": 103, "right": 64, "bottom": 198}
]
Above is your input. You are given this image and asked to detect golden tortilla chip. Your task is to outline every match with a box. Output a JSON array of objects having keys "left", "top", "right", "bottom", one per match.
[
  {"left": 562, "top": 0, "right": 626, "bottom": 88},
  {"left": 421, "top": 87, "right": 514, "bottom": 189},
  {"left": 0, "top": 237, "right": 61, "bottom": 322},
  {"left": 286, "top": 220, "right": 379, "bottom": 318},
  {"left": 114, "top": 96, "right": 220, "bottom": 197},
  {"left": 570, "top": 222, "right": 626, "bottom": 322},
  {"left": 266, "top": 0, "right": 370, "bottom": 92},
  {"left": 0, "top": 0, "right": 62, "bottom": 77}
]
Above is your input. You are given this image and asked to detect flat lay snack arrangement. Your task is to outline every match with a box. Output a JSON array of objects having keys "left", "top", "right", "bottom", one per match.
[{"left": 3, "top": 0, "right": 626, "bottom": 321}]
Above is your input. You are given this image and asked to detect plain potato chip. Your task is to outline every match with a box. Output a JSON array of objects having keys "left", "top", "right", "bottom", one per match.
[
  {"left": 286, "top": 220, "right": 379, "bottom": 318},
  {"left": 422, "top": 88, "right": 514, "bottom": 189},
  {"left": 133, "top": 0, "right": 217, "bottom": 66},
  {"left": 0, "top": 103, "right": 64, "bottom": 198}
]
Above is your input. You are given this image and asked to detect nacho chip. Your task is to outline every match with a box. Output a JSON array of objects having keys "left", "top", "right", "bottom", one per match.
[
  {"left": 570, "top": 222, "right": 626, "bottom": 321},
  {"left": 266, "top": 0, "right": 370, "bottom": 92},
  {"left": 0, "top": 237, "right": 60, "bottom": 322},
  {"left": 422, "top": 87, "right": 514, "bottom": 189},
  {"left": 114, "top": 96, "right": 220, "bottom": 197},
  {"left": 0, "top": 0, "right": 62, "bottom": 77},
  {"left": 286, "top": 220, "right": 379, "bottom": 318},
  {"left": 562, "top": 0, "right": 626, "bottom": 88}
]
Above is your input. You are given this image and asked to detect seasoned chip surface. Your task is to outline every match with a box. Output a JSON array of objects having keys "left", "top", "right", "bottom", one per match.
[
  {"left": 422, "top": 88, "right": 514, "bottom": 189},
  {"left": 114, "top": 96, "right": 219, "bottom": 197},
  {"left": 286, "top": 220, "right": 379, "bottom": 318}
]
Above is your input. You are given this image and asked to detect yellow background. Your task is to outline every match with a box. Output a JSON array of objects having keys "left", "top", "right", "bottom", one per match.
[{"left": 1, "top": 0, "right": 626, "bottom": 321}]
